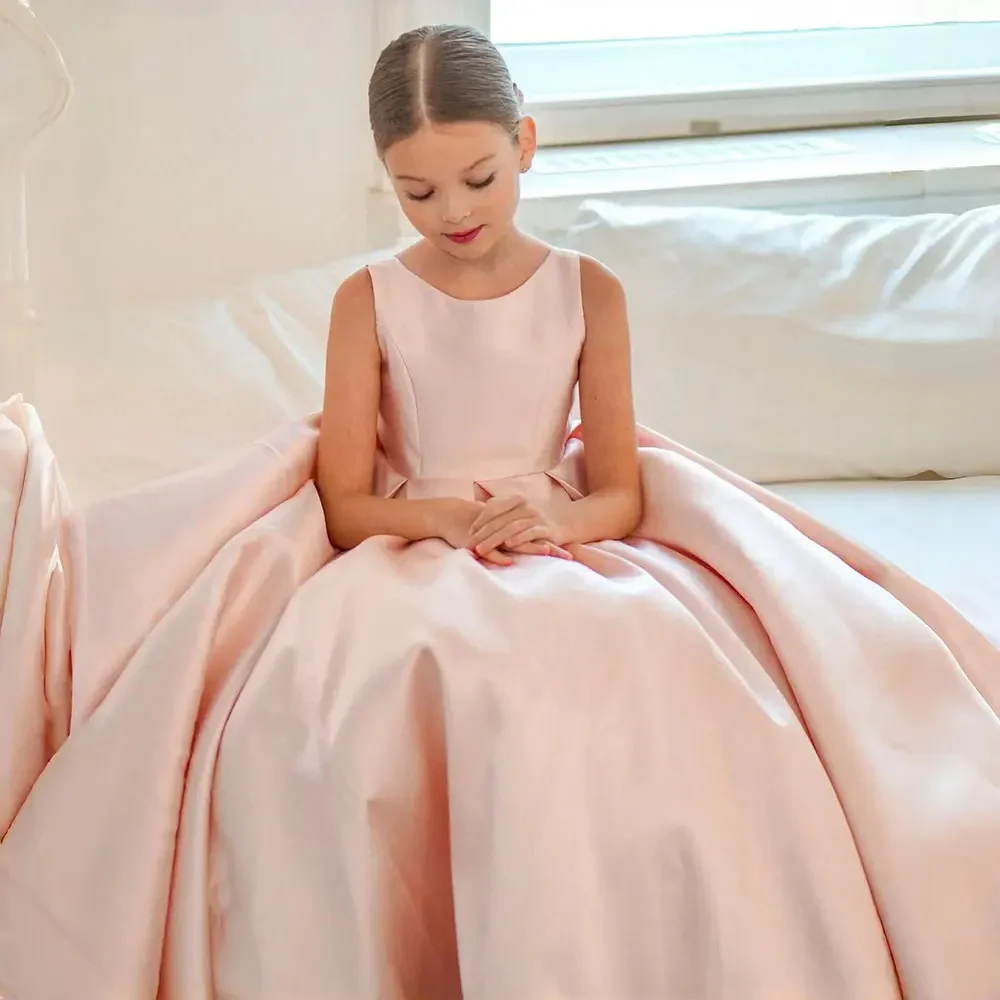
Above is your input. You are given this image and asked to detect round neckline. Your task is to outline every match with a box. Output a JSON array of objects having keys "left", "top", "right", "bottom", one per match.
[{"left": 392, "top": 247, "right": 557, "bottom": 303}]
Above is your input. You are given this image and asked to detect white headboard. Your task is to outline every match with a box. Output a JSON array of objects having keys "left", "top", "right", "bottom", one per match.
[{"left": 0, "top": 0, "right": 71, "bottom": 400}]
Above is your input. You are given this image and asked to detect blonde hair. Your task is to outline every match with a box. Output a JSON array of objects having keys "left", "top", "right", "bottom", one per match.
[{"left": 368, "top": 24, "right": 521, "bottom": 157}]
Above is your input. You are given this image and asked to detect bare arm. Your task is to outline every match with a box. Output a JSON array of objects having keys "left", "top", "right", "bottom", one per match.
[
  {"left": 315, "top": 268, "right": 474, "bottom": 550},
  {"left": 558, "top": 255, "right": 642, "bottom": 545}
]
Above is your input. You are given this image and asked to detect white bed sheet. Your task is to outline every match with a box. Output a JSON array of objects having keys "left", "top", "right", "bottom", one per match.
[
  {"left": 17, "top": 251, "right": 998, "bottom": 650},
  {"left": 772, "top": 476, "right": 1000, "bottom": 648}
]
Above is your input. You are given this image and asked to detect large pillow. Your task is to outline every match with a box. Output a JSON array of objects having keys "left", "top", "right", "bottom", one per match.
[
  {"left": 27, "top": 249, "right": 395, "bottom": 504},
  {"left": 555, "top": 201, "right": 1000, "bottom": 482}
]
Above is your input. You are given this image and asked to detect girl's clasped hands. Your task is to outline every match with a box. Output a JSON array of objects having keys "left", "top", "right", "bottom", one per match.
[{"left": 435, "top": 495, "right": 574, "bottom": 567}]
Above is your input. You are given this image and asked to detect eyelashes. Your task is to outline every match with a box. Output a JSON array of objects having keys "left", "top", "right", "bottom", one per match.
[
  {"left": 468, "top": 173, "right": 497, "bottom": 190},
  {"left": 406, "top": 173, "right": 497, "bottom": 202}
]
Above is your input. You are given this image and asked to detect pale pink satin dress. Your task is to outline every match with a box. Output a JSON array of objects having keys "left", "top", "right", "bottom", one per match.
[
  {"left": 201, "top": 250, "right": 999, "bottom": 998},
  {"left": 1, "top": 247, "right": 998, "bottom": 1000}
]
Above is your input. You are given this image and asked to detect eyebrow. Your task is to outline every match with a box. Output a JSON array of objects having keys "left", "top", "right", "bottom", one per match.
[{"left": 393, "top": 154, "right": 496, "bottom": 184}]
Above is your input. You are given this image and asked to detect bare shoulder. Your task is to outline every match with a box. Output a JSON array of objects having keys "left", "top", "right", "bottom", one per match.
[
  {"left": 577, "top": 253, "right": 627, "bottom": 317},
  {"left": 331, "top": 266, "right": 375, "bottom": 322},
  {"left": 327, "top": 266, "right": 379, "bottom": 362}
]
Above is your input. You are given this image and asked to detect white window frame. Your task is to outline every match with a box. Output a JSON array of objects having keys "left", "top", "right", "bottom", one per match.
[
  {"left": 377, "top": 2, "right": 1000, "bottom": 147},
  {"left": 501, "top": 22, "right": 1000, "bottom": 146}
]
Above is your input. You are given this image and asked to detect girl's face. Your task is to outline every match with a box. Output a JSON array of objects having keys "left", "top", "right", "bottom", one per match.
[{"left": 383, "top": 118, "right": 537, "bottom": 260}]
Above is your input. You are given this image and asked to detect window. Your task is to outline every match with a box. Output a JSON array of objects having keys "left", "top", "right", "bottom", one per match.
[{"left": 489, "top": 2, "right": 1000, "bottom": 144}]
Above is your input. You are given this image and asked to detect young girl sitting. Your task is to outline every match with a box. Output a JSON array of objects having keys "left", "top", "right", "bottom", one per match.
[
  {"left": 301, "top": 22, "right": 1000, "bottom": 1000},
  {"left": 1, "top": 22, "right": 997, "bottom": 1000},
  {"left": 317, "top": 27, "right": 641, "bottom": 568}
]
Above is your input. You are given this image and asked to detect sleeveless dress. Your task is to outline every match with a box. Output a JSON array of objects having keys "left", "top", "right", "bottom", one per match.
[
  {"left": 369, "top": 250, "right": 586, "bottom": 509},
  {"left": 0, "top": 246, "right": 999, "bottom": 1000}
]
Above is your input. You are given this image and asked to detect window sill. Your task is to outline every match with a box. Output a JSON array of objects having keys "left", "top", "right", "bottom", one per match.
[
  {"left": 520, "top": 119, "right": 1000, "bottom": 221},
  {"left": 368, "top": 120, "right": 1000, "bottom": 247}
]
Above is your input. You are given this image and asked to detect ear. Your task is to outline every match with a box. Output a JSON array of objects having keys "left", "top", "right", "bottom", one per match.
[{"left": 517, "top": 115, "right": 538, "bottom": 173}]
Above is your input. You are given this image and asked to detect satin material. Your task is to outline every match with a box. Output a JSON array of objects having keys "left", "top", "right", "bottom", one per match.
[{"left": 1, "top": 249, "right": 998, "bottom": 999}]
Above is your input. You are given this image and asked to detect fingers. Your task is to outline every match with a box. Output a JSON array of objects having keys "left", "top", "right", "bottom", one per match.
[
  {"left": 466, "top": 495, "right": 569, "bottom": 562},
  {"left": 503, "top": 542, "right": 573, "bottom": 562},
  {"left": 472, "top": 516, "right": 540, "bottom": 556},
  {"left": 499, "top": 541, "right": 546, "bottom": 557},
  {"left": 476, "top": 548, "right": 512, "bottom": 568},
  {"left": 544, "top": 543, "right": 575, "bottom": 560},
  {"left": 469, "top": 495, "right": 528, "bottom": 535},
  {"left": 507, "top": 541, "right": 575, "bottom": 560},
  {"left": 501, "top": 524, "right": 555, "bottom": 551},
  {"left": 474, "top": 541, "right": 576, "bottom": 567}
]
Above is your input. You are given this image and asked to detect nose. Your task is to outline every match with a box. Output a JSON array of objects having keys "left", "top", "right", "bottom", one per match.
[{"left": 441, "top": 191, "right": 472, "bottom": 226}]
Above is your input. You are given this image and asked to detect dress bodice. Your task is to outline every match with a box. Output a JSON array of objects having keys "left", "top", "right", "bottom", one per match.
[{"left": 366, "top": 248, "right": 586, "bottom": 503}]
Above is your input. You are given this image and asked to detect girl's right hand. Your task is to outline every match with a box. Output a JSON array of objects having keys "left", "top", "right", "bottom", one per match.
[{"left": 432, "top": 498, "right": 490, "bottom": 552}]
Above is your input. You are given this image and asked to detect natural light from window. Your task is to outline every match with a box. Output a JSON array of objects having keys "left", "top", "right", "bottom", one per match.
[{"left": 492, "top": 0, "right": 1000, "bottom": 44}]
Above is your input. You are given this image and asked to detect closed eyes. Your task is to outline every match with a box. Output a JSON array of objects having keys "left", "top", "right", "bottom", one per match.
[{"left": 406, "top": 173, "right": 497, "bottom": 202}]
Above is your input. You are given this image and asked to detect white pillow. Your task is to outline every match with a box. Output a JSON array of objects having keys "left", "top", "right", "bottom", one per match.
[
  {"left": 28, "top": 250, "right": 389, "bottom": 504},
  {"left": 557, "top": 201, "right": 1000, "bottom": 482}
]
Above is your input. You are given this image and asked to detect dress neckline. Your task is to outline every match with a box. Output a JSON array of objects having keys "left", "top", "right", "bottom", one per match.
[{"left": 392, "top": 247, "right": 557, "bottom": 303}]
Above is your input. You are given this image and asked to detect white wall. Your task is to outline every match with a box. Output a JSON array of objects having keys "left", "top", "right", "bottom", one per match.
[{"left": 26, "top": 0, "right": 378, "bottom": 312}]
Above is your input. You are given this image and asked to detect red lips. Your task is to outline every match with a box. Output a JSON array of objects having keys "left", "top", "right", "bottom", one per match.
[{"left": 445, "top": 226, "right": 484, "bottom": 245}]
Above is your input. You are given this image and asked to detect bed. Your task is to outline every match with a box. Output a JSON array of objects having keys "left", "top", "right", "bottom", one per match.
[
  {"left": 15, "top": 205, "right": 999, "bottom": 652},
  {"left": 556, "top": 199, "right": 1000, "bottom": 648},
  {"left": 2, "top": 10, "right": 997, "bottom": 649},
  {"left": 773, "top": 476, "right": 1000, "bottom": 647}
]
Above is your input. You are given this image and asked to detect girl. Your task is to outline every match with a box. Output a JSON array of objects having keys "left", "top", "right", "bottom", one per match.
[
  {"left": 317, "top": 24, "right": 642, "bottom": 569},
  {"left": 298, "top": 21, "right": 997, "bottom": 1000},
  {"left": 1, "top": 23, "right": 997, "bottom": 1000}
]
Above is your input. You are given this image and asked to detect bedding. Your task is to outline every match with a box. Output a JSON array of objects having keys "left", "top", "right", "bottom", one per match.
[
  {"left": 18, "top": 204, "right": 1000, "bottom": 500},
  {"left": 552, "top": 201, "right": 1000, "bottom": 483},
  {"left": 22, "top": 265, "right": 998, "bottom": 664},
  {"left": 773, "top": 475, "right": 1000, "bottom": 647},
  {"left": 24, "top": 253, "right": 381, "bottom": 504}
]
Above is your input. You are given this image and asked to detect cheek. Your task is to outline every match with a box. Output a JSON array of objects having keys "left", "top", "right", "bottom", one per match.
[
  {"left": 395, "top": 175, "right": 521, "bottom": 234},
  {"left": 399, "top": 199, "right": 436, "bottom": 236},
  {"left": 486, "top": 174, "right": 521, "bottom": 216}
]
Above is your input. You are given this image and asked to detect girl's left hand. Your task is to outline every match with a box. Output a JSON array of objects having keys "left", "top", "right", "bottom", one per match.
[{"left": 468, "top": 496, "right": 574, "bottom": 562}]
